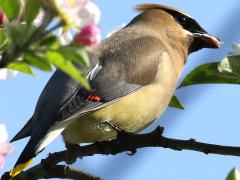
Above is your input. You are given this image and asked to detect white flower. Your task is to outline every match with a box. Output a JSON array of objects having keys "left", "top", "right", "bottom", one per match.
[
  {"left": 33, "top": 10, "right": 44, "bottom": 26},
  {"left": 0, "top": 69, "right": 18, "bottom": 80},
  {"left": 58, "top": 28, "right": 73, "bottom": 45},
  {"left": 228, "top": 43, "right": 240, "bottom": 56},
  {"left": 0, "top": 143, "right": 14, "bottom": 154},
  {"left": 0, "top": 124, "right": 14, "bottom": 154},
  {"left": 0, "top": 124, "right": 14, "bottom": 169},
  {"left": 76, "top": 0, "right": 101, "bottom": 27},
  {"left": 55, "top": 0, "right": 101, "bottom": 46},
  {"left": 0, "top": 124, "right": 8, "bottom": 143},
  {"left": 218, "top": 58, "right": 232, "bottom": 73},
  {"left": 55, "top": 0, "right": 101, "bottom": 29},
  {"left": 106, "top": 23, "right": 126, "bottom": 38}
]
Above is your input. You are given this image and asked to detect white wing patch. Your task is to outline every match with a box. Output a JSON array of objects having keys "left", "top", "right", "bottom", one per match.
[
  {"left": 37, "top": 121, "right": 70, "bottom": 152},
  {"left": 86, "top": 62, "right": 103, "bottom": 81}
]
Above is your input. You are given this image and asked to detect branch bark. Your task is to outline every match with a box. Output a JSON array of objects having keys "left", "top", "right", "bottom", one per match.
[
  {"left": 1, "top": 165, "right": 101, "bottom": 180},
  {"left": 2, "top": 126, "right": 240, "bottom": 180}
]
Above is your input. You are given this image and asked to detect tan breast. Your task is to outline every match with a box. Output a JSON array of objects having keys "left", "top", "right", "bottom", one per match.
[{"left": 63, "top": 52, "right": 183, "bottom": 144}]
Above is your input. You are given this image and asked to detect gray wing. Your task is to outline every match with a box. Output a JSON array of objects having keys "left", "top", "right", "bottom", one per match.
[{"left": 57, "top": 35, "right": 163, "bottom": 122}]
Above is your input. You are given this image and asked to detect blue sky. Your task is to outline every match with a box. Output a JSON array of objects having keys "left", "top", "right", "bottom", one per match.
[{"left": 1, "top": 0, "right": 240, "bottom": 179}]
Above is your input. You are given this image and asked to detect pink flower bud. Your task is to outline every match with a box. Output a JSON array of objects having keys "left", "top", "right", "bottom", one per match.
[
  {"left": 75, "top": 24, "right": 101, "bottom": 47},
  {"left": 0, "top": 153, "right": 5, "bottom": 169},
  {"left": 0, "top": 11, "right": 5, "bottom": 28}
]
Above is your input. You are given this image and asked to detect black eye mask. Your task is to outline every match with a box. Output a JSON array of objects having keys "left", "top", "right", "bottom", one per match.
[{"left": 165, "top": 10, "right": 207, "bottom": 34}]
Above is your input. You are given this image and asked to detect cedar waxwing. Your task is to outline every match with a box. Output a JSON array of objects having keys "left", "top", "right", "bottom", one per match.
[{"left": 10, "top": 4, "right": 221, "bottom": 176}]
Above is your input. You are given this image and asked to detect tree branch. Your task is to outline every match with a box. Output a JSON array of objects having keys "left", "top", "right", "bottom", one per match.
[
  {"left": 2, "top": 126, "right": 240, "bottom": 180},
  {"left": 1, "top": 165, "right": 101, "bottom": 180}
]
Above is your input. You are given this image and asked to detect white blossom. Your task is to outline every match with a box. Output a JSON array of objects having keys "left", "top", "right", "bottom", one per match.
[
  {"left": 0, "top": 124, "right": 14, "bottom": 154},
  {"left": 218, "top": 58, "right": 232, "bottom": 73},
  {"left": 0, "top": 124, "right": 8, "bottom": 143},
  {"left": 55, "top": 0, "right": 101, "bottom": 29},
  {"left": 0, "top": 124, "right": 14, "bottom": 169},
  {"left": 58, "top": 28, "right": 73, "bottom": 45},
  {"left": 228, "top": 43, "right": 240, "bottom": 56},
  {"left": 0, "top": 69, "right": 18, "bottom": 80}
]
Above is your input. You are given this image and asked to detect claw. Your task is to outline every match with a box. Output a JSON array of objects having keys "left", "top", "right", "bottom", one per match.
[
  {"left": 103, "top": 121, "right": 123, "bottom": 134},
  {"left": 127, "top": 149, "right": 137, "bottom": 156},
  {"left": 65, "top": 143, "right": 80, "bottom": 164},
  {"left": 102, "top": 121, "right": 138, "bottom": 156}
]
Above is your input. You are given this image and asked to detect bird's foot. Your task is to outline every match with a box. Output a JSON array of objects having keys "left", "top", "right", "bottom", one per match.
[
  {"left": 103, "top": 121, "right": 124, "bottom": 136},
  {"left": 65, "top": 143, "right": 81, "bottom": 164},
  {"left": 103, "top": 121, "right": 137, "bottom": 155}
]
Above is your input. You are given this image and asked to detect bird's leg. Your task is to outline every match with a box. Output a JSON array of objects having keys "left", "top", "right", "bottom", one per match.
[
  {"left": 103, "top": 121, "right": 137, "bottom": 155},
  {"left": 103, "top": 121, "right": 124, "bottom": 135},
  {"left": 64, "top": 142, "right": 81, "bottom": 164}
]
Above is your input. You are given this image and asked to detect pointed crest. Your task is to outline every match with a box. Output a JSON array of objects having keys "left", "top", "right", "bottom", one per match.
[{"left": 135, "top": 4, "right": 192, "bottom": 18}]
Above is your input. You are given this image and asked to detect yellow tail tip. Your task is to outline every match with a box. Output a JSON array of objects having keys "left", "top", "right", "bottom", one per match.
[{"left": 10, "top": 159, "right": 33, "bottom": 177}]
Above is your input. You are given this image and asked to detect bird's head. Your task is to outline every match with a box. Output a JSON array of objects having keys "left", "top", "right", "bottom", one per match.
[{"left": 135, "top": 4, "right": 221, "bottom": 54}]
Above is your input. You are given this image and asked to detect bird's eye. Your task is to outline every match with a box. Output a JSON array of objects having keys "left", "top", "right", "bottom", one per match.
[{"left": 174, "top": 15, "right": 188, "bottom": 25}]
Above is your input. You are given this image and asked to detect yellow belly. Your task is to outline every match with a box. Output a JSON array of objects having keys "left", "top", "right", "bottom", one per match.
[{"left": 62, "top": 82, "right": 175, "bottom": 144}]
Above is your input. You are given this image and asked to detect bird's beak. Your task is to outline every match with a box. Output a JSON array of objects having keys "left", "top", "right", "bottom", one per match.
[{"left": 193, "top": 32, "right": 221, "bottom": 48}]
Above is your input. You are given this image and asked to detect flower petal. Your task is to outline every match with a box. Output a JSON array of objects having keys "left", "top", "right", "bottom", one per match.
[
  {"left": 228, "top": 43, "right": 240, "bottom": 56},
  {"left": 0, "top": 143, "right": 14, "bottom": 154},
  {"left": 218, "top": 58, "right": 232, "bottom": 73},
  {"left": 58, "top": 28, "right": 73, "bottom": 45},
  {"left": 77, "top": 1, "right": 101, "bottom": 27},
  {"left": 0, "top": 69, "right": 18, "bottom": 80},
  {"left": 0, "top": 153, "right": 5, "bottom": 169},
  {"left": 0, "top": 124, "right": 8, "bottom": 143},
  {"left": 55, "top": 0, "right": 101, "bottom": 29}
]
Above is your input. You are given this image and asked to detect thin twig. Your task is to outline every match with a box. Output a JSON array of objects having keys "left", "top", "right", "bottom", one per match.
[{"left": 0, "top": 14, "right": 57, "bottom": 68}]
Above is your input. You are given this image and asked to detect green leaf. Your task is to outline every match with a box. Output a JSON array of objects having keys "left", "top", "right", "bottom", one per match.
[
  {"left": 58, "top": 46, "right": 90, "bottom": 67},
  {"left": 5, "top": 23, "right": 37, "bottom": 46},
  {"left": 39, "top": 35, "right": 58, "bottom": 46},
  {"left": 226, "top": 168, "right": 240, "bottom": 180},
  {"left": 24, "top": 0, "right": 40, "bottom": 24},
  {"left": 6, "top": 62, "right": 34, "bottom": 76},
  {"left": 46, "top": 51, "right": 90, "bottom": 89},
  {"left": 179, "top": 56, "right": 240, "bottom": 88},
  {"left": 0, "top": 0, "right": 20, "bottom": 21},
  {"left": 0, "top": 29, "right": 8, "bottom": 51},
  {"left": 226, "top": 56, "right": 240, "bottom": 74},
  {"left": 169, "top": 95, "right": 184, "bottom": 110},
  {"left": 24, "top": 53, "right": 52, "bottom": 71}
]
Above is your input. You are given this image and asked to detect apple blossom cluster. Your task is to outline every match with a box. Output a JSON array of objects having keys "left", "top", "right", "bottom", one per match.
[
  {"left": 0, "top": 124, "right": 14, "bottom": 169},
  {"left": 0, "top": 0, "right": 101, "bottom": 79},
  {"left": 54, "top": 0, "right": 101, "bottom": 46}
]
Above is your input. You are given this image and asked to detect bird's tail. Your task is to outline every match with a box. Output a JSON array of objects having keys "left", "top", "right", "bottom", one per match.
[
  {"left": 10, "top": 136, "right": 40, "bottom": 177},
  {"left": 10, "top": 122, "right": 67, "bottom": 177}
]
